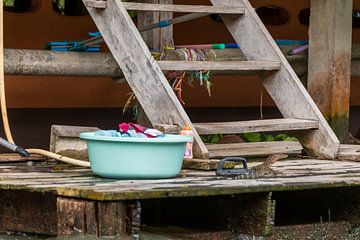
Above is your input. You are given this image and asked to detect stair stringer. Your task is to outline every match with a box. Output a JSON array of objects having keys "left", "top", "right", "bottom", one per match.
[
  {"left": 211, "top": 0, "right": 340, "bottom": 159},
  {"left": 82, "top": 0, "right": 209, "bottom": 158}
]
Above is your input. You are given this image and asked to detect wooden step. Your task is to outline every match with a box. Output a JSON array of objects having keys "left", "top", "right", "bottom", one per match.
[
  {"left": 338, "top": 144, "right": 360, "bottom": 161},
  {"left": 207, "top": 141, "right": 303, "bottom": 158},
  {"left": 155, "top": 118, "right": 319, "bottom": 135},
  {"left": 158, "top": 61, "right": 281, "bottom": 72},
  {"left": 194, "top": 118, "right": 319, "bottom": 135},
  {"left": 121, "top": 2, "right": 245, "bottom": 14}
]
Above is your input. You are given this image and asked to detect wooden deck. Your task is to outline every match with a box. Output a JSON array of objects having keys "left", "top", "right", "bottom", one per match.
[
  {"left": 1, "top": 158, "right": 360, "bottom": 201},
  {"left": 2, "top": 157, "right": 360, "bottom": 238}
]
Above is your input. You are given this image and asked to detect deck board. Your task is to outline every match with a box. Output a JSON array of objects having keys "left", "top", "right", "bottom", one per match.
[{"left": 1, "top": 159, "right": 360, "bottom": 201}]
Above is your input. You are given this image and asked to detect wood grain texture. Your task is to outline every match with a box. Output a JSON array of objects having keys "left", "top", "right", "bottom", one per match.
[
  {"left": 159, "top": 60, "right": 280, "bottom": 71},
  {"left": 2, "top": 159, "right": 360, "bottom": 201},
  {"left": 210, "top": 0, "right": 340, "bottom": 159},
  {"left": 84, "top": 0, "right": 107, "bottom": 8},
  {"left": 155, "top": 118, "right": 319, "bottom": 135},
  {"left": 138, "top": 0, "right": 160, "bottom": 51},
  {"left": 97, "top": 201, "right": 126, "bottom": 237},
  {"left": 159, "top": 0, "right": 173, "bottom": 50},
  {"left": 338, "top": 144, "right": 360, "bottom": 161},
  {"left": 137, "top": 0, "right": 173, "bottom": 127},
  {"left": 57, "top": 197, "right": 127, "bottom": 237},
  {"left": 4, "top": 45, "right": 360, "bottom": 78},
  {"left": 50, "top": 125, "right": 99, "bottom": 160},
  {"left": 207, "top": 141, "right": 303, "bottom": 158},
  {"left": 121, "top": 2, "right": 245, "bottom": 14},
  {"left": 308, "top": 0, "right": 352, "bottom": 143},
  {"left": 57, "top": 197, "right": 96, "bottom": 235},
  {"left": 83, "top": 0, "right": 209, "bottom": 158},
  {"left": 194, "top": 118, "right": 319, "bottom": 135}
]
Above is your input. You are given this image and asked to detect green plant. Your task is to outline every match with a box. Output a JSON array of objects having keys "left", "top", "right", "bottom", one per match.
[
  {"left": 201, "top": 134, "right": 223, "bottom": 144},
  {"left": 242, "top": 132, "right": 297, "bottom": 142}
]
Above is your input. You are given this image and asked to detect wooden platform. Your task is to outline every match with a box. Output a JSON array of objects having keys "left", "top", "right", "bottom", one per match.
[
  {"left": 1, "top": 159, "right": 360, "bottom": 201},
  {"left": 1, "top": 158, "right": 360, "bottom": 238}
]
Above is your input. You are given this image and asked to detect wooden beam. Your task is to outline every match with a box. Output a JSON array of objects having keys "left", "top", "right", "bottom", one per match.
[
  {"left": 121, "top": 2, "right": 245, "bottom": 14},
  {"left": 83, "top": 0, "right": 209, "bottom": 158},
  {"left": 308, "top": 0, "right": 353, "bottom": 143},
  {"left": 211, "top": 0, "right": 340, "bottom": 159},
  {"left": 6, "top": 48, "right": 360, "bottom": 78}
]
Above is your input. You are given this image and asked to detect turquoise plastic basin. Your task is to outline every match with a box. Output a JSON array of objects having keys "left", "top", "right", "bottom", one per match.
[{"left": 80, "top": 132, "right": 191, "bottom": 179}]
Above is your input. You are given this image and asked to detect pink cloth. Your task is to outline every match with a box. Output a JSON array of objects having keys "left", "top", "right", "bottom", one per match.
[{"left": 118, "top": 123, "right": 164, "bottom": 138}]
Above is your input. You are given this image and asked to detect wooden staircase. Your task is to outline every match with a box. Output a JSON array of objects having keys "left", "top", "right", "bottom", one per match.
[{"left": 83, "top": 0, "right": 340, "bottom": 159}]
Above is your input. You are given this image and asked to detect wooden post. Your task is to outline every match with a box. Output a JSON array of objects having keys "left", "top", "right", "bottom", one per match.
[
  {"left": 137, "top": 0, "right": 173, "bottom": 127},
  {"left": 308, "top": 0, "right": 353, "bottom": 143},
  {"left": 57, "top": 197, "right": 131, "bottom": 238},
  {"left": 138, "top": 0, "right": 173, "bottom": 51}
]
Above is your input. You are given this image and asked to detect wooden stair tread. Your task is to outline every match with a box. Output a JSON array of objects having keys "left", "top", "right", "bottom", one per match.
[
  {"left": 155, "top": 118, "right": 319, "bottom": 135},
  {"left": 338, "top": 144, "right": 360, "bottom": 161},
  {"left": 207, "top": 141, "right": 303, "bottom": 158},
  {"left": 194, "top": 118, "right": 319, "bottom": 135},
  {"left": 121, "top": 2, "right": 245, "bottom": 14},
  {"left": 158, "top": 61, "right": 281, "bottom": 71}
]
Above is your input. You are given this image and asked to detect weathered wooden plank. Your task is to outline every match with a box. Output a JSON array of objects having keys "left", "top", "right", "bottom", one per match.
[
  {"left": 50, "top": 125, "right": 99, "bottom": 160},
  {"left": 6, "top": 48, "right": 360, "bottom": 78},
  {"left": 83, "top": 0, "right": 209, "bottom": 158},
  {"left": 159, "top": 60, "right": 280, "bottom": 71},
  {"left": 158, "top": 0, "right": 173, "bottom": 50},
  {"left": 3, "top": 159, "right": 360, "bottom": 202},
  {"left": 206, "top": 141, "right": 303, "bottom": 158},
  {"left": 194, "top": 118, "right": 318, "bottom": 135},
  {"left": 57, "top": 197, "right": 128, "bottom": 238},
  {"left": 55, "top": 173, "right": 360, "bottom": 201},
  {"left": 308, "top": 0, "right": 352, "bottom": 143},
  {"left": 121, "top": 2, "right": 245, "bottom": 14},
  {"left": 210, "top": 0, "right": 340, "bottom": 159},
  {"left": 137, "top": 0, "right": 174, "bottom": 127},
  {"left": 0, "top": 190, "right": 57, "bottom": 235},
  {"left": 50, "top": 125, "right": 99, "bottom": 138},
  {"left": 84, "top": 0, "right": 107, "bottom": 9},
  {"left": 97, "top": 201, "right": 126, "bottom": 237},
  {"left": 57, "top": 197, "right": 97, "bottom": 235},
  {"left": 338, "top": 144, "right": 360, "bottom": 161},
  {"left": 138, "top": 0, "right": 160, "bottom": 51}
]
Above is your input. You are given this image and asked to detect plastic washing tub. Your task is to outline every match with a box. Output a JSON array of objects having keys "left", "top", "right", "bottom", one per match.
[{"left": 80, "top": 132, "right": 191, "bottom": 179}]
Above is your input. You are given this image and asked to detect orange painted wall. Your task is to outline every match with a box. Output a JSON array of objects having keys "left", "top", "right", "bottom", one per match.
[{"left": 3, "top": 0, "right": 360, "bottom": 108}]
